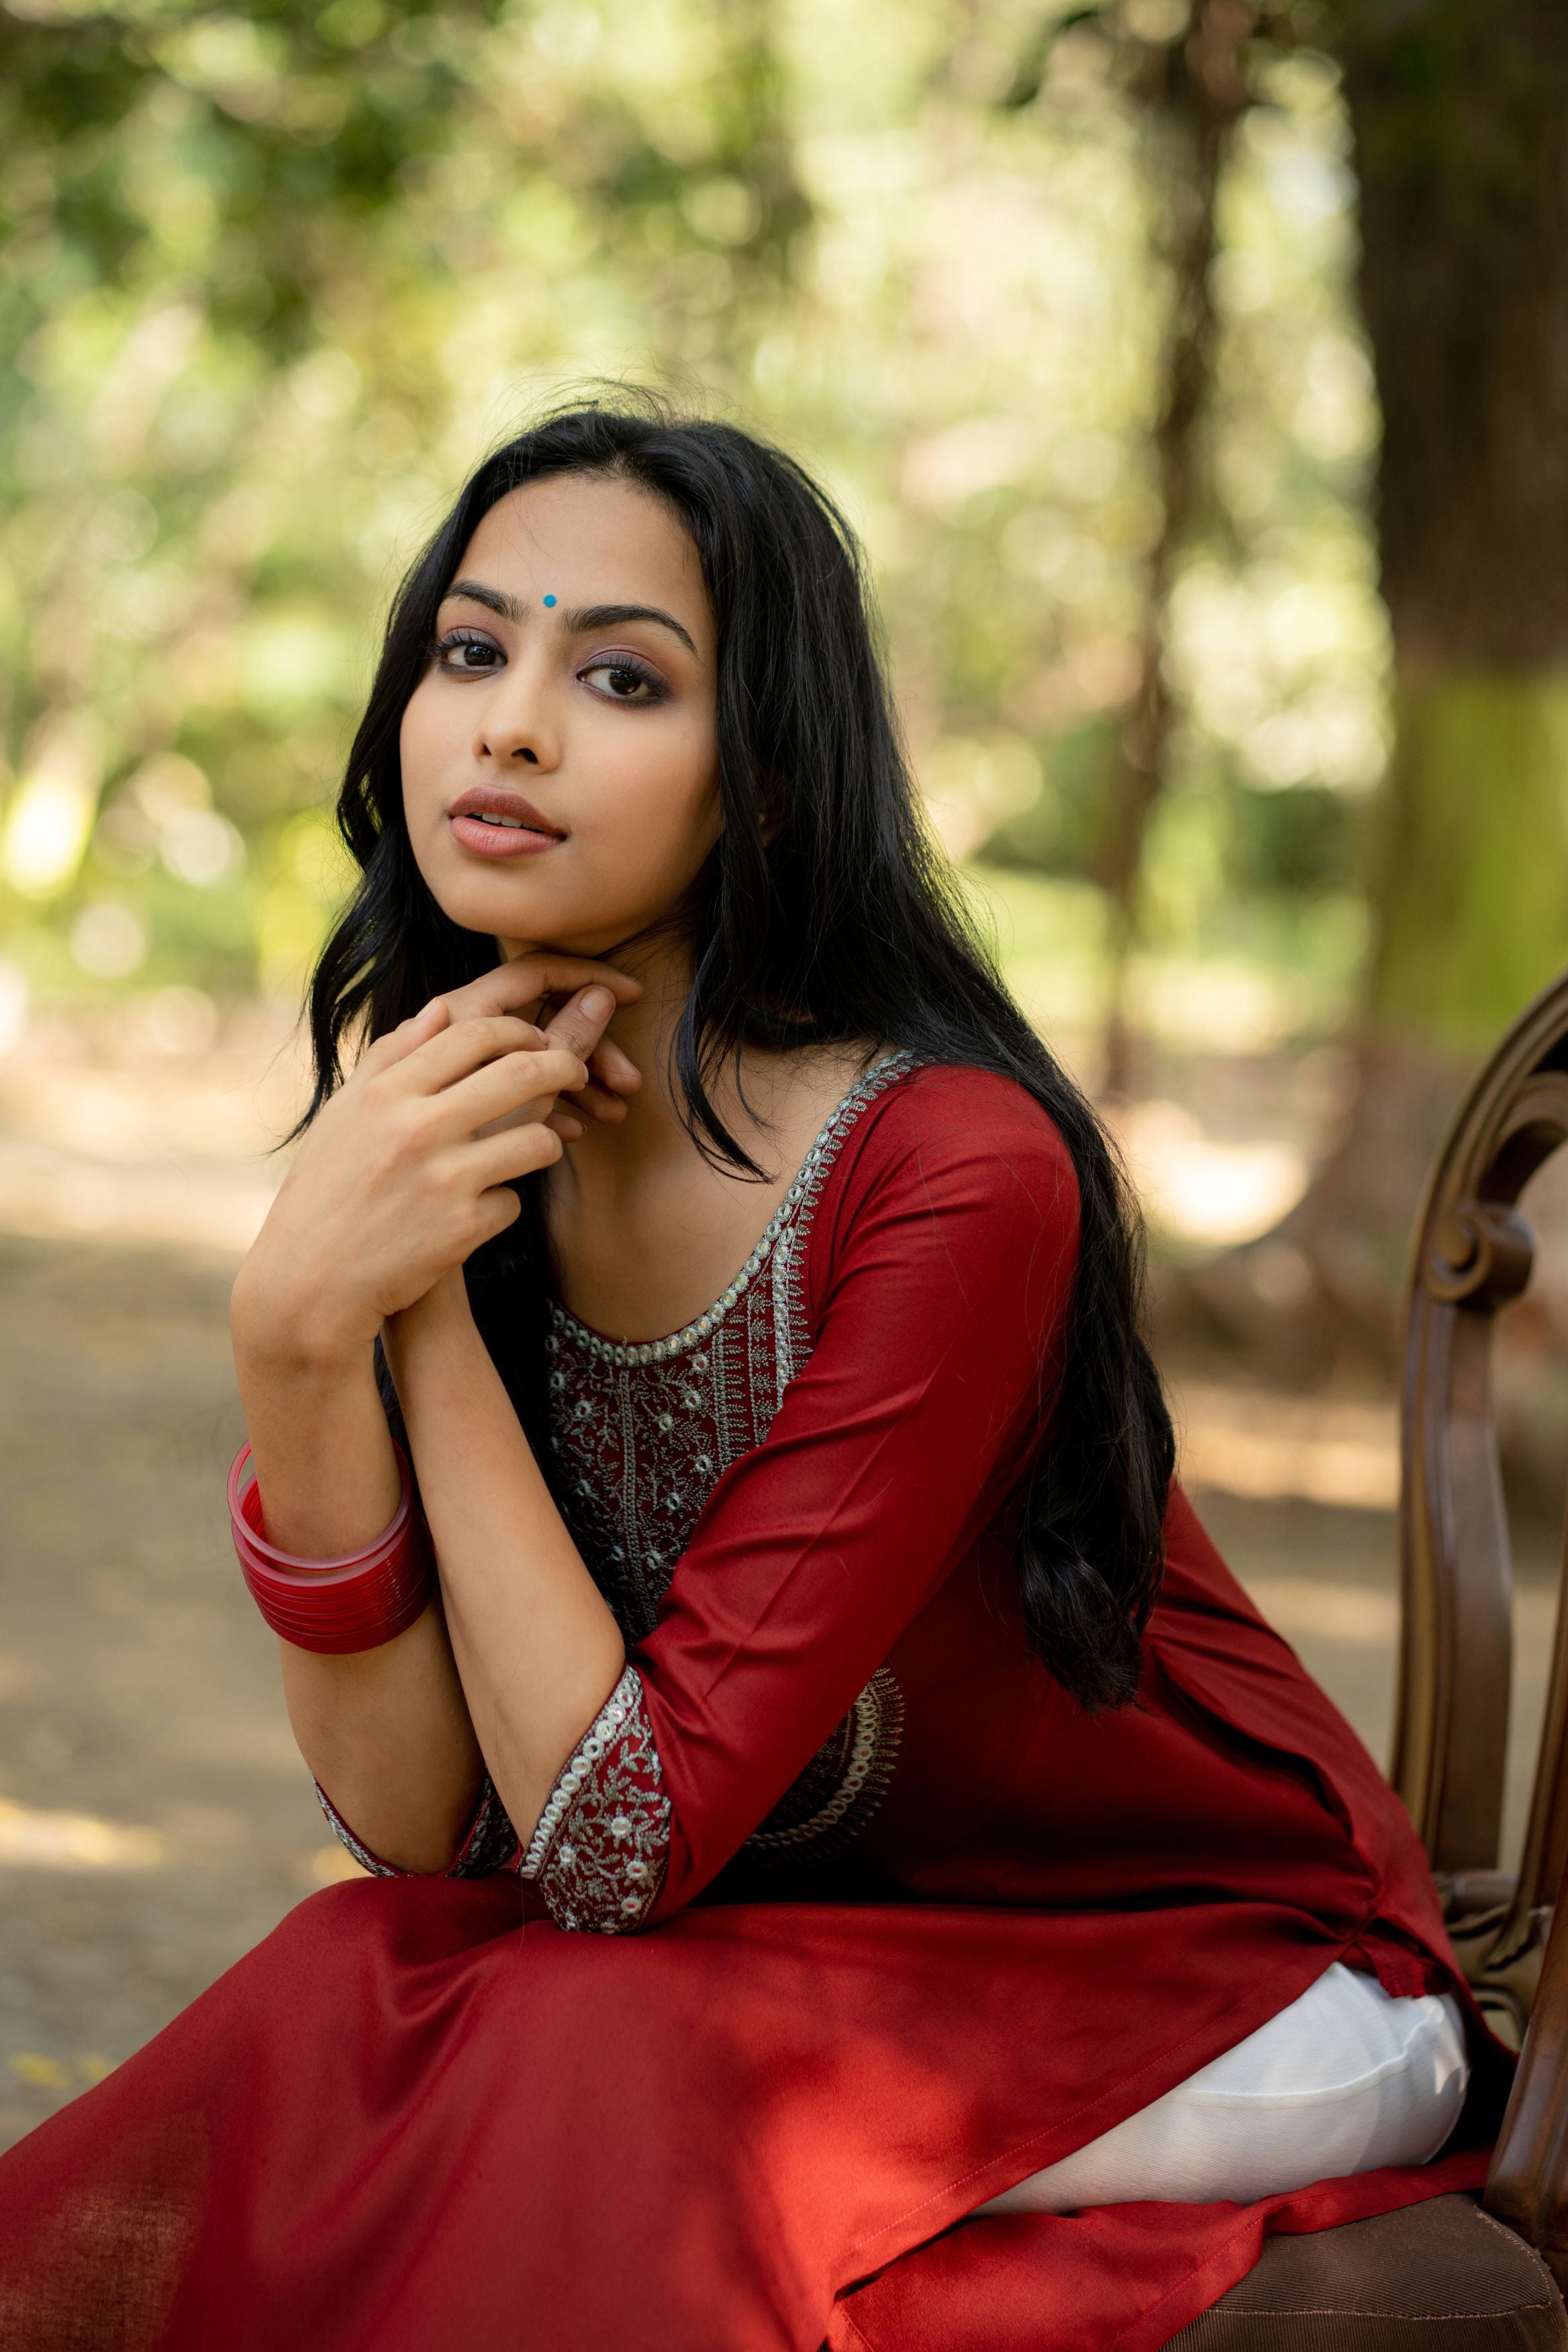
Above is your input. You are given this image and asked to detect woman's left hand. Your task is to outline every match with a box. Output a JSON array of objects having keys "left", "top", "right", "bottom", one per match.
[{"left": 420, "top": 957, "right": 642, "bottom": 1140}]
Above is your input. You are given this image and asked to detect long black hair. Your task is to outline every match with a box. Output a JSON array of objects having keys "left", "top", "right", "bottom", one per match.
[{"left": 303, "top": 395, "right": 1174, "bottom": 1710}]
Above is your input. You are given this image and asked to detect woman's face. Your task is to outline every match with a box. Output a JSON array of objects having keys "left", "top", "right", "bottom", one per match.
[{"left": 399, "top": 472, "right": 722, "bottom": 959}]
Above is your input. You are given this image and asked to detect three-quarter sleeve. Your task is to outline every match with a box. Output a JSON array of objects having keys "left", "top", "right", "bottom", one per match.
[
  {"left": 315, "top": 1774, "right": 520, "bottom": 1881},
  {"left": 516, "top": 1667, "right": 670, "bottom": 1929},
  {"left": 519, "top": 1067, "right": 1079, "bottom": 1932}
]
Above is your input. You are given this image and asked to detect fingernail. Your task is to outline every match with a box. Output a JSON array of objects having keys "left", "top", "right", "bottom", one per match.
[{"left": 581, "top": 987, "right": 615, "bottom": 1022}]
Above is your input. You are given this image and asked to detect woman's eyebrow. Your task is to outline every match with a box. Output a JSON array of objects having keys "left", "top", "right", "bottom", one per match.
[
  {"left": 442, "top": 579, "right": 697, "bottom": 657},
  {"left": 562, "top": 601, "right": 699, "bottom": 657},
  {"left": 446, "top": 578, "right": 526, "bottom": 622}
]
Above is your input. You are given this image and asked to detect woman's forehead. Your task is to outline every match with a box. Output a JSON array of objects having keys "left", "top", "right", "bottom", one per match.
[{"left": 455, "top": 475, "right": 707, "bottom": 619}]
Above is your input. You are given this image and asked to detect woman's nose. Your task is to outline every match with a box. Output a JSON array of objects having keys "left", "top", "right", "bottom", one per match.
[{"left": 475, "top": 671, "right": 560, "bottom": 771}]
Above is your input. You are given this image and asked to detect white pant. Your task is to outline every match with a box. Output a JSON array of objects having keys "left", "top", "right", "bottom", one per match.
[{"left": 982, "top": 1962, "right": 1469, "bottom": 2215}]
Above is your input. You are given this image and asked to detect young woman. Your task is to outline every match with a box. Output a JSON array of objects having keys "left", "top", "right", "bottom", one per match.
[{"left": 0, "top": 402, "right": 1504, "bottom": 2351}]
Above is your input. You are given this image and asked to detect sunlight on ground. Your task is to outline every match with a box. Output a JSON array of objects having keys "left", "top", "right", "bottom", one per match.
[
  {"left": 0, "top": 1797, "right": 163, "bottom": 1871},
  {"left": 0, "top": 1002, "right": 302, "bottom": 1255},
  {"left": 1116, "top": 1097, "right": 1310, "bottom": 1248},
  {"left": 9, "top": 2053, "right": 117, "bottom": 2092},
  {"left": 303, "top": 1843, "right": 371, "bottom": 1887},
  {"left": 1242, "top": 1577, "right": 1398, "bottom": 1645},
  {"left": 1175, "top": 1382, "right": 1398, "bottom": 1508}
]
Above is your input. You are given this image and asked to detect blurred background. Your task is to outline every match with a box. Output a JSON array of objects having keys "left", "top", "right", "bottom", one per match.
[{"left": 1, "top": 0, "right": 1566, "bottom": 2148}]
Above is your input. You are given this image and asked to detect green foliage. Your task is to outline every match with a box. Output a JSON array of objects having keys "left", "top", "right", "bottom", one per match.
[
  {"left": 1370, "top": 675, "right": 1568, "bottom": 1054},
  {"left": 1229, "top": 776, "right": 1361, "bottom": 896},
  {"left": 0, "top": 0, "right": 1386, "bottom": 1044}
]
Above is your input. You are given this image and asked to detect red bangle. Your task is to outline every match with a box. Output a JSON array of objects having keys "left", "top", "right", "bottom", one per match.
[{"left": 228, "top": 1442, "right": 435, "bottom": 1655}]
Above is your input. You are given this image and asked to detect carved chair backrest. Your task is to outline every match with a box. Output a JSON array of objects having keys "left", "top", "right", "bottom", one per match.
[
  {"left": 1391, "top": 964, "right": 1568, "bottom": 2262},
  {"left": 1395, "top": 969, "right": 1568, "bottom": 1964}
]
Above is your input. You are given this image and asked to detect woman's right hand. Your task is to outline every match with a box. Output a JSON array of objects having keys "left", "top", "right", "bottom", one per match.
[{"left": 233, "top": 957, "right": 639, "bottom": 1368}]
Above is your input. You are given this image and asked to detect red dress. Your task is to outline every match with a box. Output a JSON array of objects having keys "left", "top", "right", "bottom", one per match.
[{"left": 0, "top": 1059, "right": 1503, "bottom": 2351}]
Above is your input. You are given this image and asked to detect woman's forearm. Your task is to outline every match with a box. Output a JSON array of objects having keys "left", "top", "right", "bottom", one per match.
[
  {"left": 231, "top": 1275, "right": 485, "bottom": 1873},
  {"left": 231, "top": 1257, "right": 402, "bottom": 1554},
  {"left": 277, "top": 1602, "right": 485, "bottom": 1873},
  {"left": 384, "top": 1273, "right": 627, "bottom": 1847},
  {"left": 224, "top": 973, "right": 636, "bottom": 1875}
]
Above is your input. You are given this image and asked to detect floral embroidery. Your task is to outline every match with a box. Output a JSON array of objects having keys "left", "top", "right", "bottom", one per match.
[
  {"left": 452, "top": 1779, "right": 522, "bottom": 1875},
  {"left": 547, "top": 1052, "right": 918, "bottom": 1640},
  {"left": 746, "top": 1667, "right": 904, "bottom": 1861},
  {"left": 518, "top": 1667, "right": 670, "bottom": 1932},
  {"left": 314, "top": 1781, "right": 394, "bottom": 1878},
  {"left": 314, "top": 1772, "right": 519, "bottom": 1879},
  {"left": 315, "top": 1057, "right": 915, "bottom": 1922},
  {"left": 538, "top": 1055, "right": 915, "bottom": 1917}
]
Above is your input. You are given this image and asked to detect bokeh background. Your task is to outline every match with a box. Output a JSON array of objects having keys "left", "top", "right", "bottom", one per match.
[{"left": 2, "top": 0, "right": 1565, "bottom": 2147}]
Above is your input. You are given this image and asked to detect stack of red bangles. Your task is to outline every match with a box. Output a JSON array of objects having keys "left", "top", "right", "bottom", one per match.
[{"left": 227, "top": 1442, "right": 435, "bottom": 1653}]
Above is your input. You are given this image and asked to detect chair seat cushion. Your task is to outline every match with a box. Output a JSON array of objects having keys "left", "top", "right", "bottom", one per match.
[{"left": 1167, "top": 2196, "right": 1566, "bottom": 2351}]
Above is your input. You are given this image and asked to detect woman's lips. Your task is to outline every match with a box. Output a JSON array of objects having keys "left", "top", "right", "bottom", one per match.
[
  {"left": 447, "top": 787, "right": 566, "bottom": 861},
  {"left": 450, "top": 813, "right": 563, "bottom": 859}
]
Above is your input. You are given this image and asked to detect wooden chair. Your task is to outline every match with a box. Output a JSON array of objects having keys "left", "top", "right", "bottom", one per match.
[{"left": 1173, "top": 967, "right": 1568, "bottom": 2347}]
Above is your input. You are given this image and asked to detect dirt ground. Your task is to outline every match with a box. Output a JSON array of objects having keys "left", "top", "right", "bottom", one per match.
[
  {"left": 0, "top": 1234, "right": 339, "bottom": 2153},
  {"left": 0, "top": 1226, "right": 1557, "bottom": 2158}
]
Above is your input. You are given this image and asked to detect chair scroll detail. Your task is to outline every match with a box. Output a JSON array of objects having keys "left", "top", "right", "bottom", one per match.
[
  {"left": 1385, "top": 963, "right": 1568, "bottom": 2280},
  {"left": 1395, "top": 971, "right": 1568, "bottom": 1910}
]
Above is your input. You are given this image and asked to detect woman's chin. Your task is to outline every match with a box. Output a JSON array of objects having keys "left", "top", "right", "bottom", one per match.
[
  {"left": 491, "top": 919, "right": 646, "bottom": 963},
  {"left": 424, "top": 866, "right": 676, "bottom": 965},
  {"left": 493, "top": 928, "right": 616, "bottom": 961},
  {"left": 429, "top": 876, "right": 599, "bottom": 954}
]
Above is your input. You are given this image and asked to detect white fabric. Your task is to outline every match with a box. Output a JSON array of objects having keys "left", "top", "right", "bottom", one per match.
[{"left": 981, "top": 1961, "right": 1469, "bottom": 2215}]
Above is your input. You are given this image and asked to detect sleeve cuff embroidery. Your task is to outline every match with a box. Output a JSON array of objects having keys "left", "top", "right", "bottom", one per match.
[
  {"left": 313, "top": 1773, "right": 520, "bottom": 1880},
  {"left": 518, "top": 1665, "right": 671, "bottom": 1933}
]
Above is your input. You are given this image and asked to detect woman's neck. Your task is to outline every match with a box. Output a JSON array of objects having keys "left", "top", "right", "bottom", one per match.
[
  {"left": 565, "top": 932, "right": 720, "bottom": 1189},
  {"left": 522, "top": 932, "right": 880, "bottom": 1342}
]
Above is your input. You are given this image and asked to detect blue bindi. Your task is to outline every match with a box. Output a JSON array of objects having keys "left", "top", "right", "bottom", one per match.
[{"left": 542, "top": 593, "right": 557, "bottom": 607}]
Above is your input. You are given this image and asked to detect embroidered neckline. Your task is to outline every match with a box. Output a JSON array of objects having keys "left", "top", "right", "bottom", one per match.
[{"left": 547, "top": 1050, "right": 917, "bottom": 1370}]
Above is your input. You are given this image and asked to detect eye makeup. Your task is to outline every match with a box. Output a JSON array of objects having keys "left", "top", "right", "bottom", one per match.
[{"left": 577, "top": 650, "right": 670, "bottom": 704}]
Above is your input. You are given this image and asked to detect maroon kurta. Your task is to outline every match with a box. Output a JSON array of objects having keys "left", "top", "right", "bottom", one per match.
[{"left": 0, "top": 1060, "right": 1504, "bottom": 2351}]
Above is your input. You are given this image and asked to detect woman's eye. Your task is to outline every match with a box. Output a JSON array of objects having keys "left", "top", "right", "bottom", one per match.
[
  {"left": 580, "top": 660, "right": 665, "bottom": 704},
  {"left": 434, "top": 632, "right": 503, "bottom": 673}
]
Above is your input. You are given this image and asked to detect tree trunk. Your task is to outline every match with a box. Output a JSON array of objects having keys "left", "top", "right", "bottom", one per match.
[
  {"left": 1098, "top": 0, "right": 1255, "bottom": 1096},
  {"left": 1195, "top": 0, "right": 1568, "bottom": 1360}
]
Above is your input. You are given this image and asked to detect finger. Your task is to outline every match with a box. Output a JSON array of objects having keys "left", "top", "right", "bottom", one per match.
[
  {"left": 435, "top": 957, "right": 641, "bottom": 1030},
  {"left": 541, "top": 985, "right": 620, "bottom": 1067},
  {"left": 435, "top": 1045, "right": 591, "bottom": 1137},
  {"left": 383, "top": 1015, "right": 550, "bottom": 1097},
  {"left": 471, "top": 1098, "right": 558, "bottom": 1143},
  {"left": 587, "top": 1038, "right": 642, "bottom": 1097},
  {"left": 471, "top": 1125, "right": 567, "bottom": 1194},
  {"left": 544, "top": 1109, "right": 585, "bottom": 1140},
  {"left": 471, "top": 1181, "right": 530, "bottom": 1248},
  {"left": 356, "top": 997, "right": 449, "bottom": 1078},
  {"left": 566, "top": 1075, "right": 630, "bottom": 1126}
]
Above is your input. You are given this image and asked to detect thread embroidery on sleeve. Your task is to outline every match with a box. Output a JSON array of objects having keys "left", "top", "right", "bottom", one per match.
[
  {"left": 313, "top": 1773, "right": 519, "bottom": 1880},
  {"left": 518, "top": 1665, "right": 671, "bottom": 1932}
]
